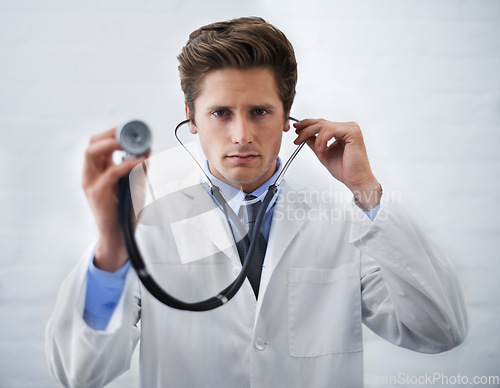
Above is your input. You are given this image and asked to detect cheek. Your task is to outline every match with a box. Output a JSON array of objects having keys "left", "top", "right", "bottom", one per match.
[
  {"left": 199, "top": 138, "right": 213, "bottom": 160},
  {"left": 198, "top": 132, "right": 223, "bottom": 164},
  {"left": 195, "top": 130, "right": 208, "bottom": 151},
  {"left": 269, "top": 133, "right": 284, "bottom": 154}
]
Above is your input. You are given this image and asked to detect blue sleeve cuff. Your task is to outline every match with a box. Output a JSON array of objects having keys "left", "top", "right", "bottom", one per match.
[
  {"left": 83, "top": 255, "right": 131, "bottom": 330},
  {"left": 363, "top": 204, "right": 380, "bottom": 221}
]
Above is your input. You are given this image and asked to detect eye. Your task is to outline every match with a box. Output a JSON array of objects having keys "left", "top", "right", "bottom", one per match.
[
  {"left": 253, "top": 108, "right": 269, "bottom": 116},
  {"left": 212, "top": 109, "right": 228, "bottom": 118}
]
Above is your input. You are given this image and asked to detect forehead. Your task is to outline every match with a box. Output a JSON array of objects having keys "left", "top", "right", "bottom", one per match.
[{"left": 196, "top": 67, "right": 282, "bottom": 106}]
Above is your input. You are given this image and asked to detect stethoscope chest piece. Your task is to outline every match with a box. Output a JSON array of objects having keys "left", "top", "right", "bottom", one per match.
[{"left": 116, "top": 120, "right": 152, "bottom": 157}]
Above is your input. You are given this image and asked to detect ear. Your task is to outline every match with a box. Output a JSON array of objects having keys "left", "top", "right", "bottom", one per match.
[
  {"left": 185, "top": 101, "right": 197, "bottom": 134},
  {"left": 283, "top": 115, "right": 291, "bottom": 132}
]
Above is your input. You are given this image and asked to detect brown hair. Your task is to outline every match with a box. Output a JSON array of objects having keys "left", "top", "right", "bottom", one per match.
[{"left": 177, "top": 17, "right": 297, "bottom": 123}]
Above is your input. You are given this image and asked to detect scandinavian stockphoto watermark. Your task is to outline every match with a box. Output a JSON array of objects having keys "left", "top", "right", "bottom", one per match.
[
  {"left": 366, "top": 372, "right": 500, "bottom": 386},
  {"left": 273, "top": 185, "right": 402, "bottom": 223}
]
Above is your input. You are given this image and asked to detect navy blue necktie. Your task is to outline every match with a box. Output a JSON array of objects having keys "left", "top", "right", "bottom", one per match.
[{"left": 236, "top": 195, "right": 267, "bottom": 298}]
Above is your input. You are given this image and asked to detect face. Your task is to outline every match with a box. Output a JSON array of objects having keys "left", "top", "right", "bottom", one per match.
[{"left": 186, "top": 67, "right": 290, "bottom": 193}]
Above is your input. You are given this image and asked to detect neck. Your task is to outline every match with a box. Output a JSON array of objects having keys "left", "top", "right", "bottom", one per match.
[{"left": 208, "top": 160, "right": 278, "bottom": 194}]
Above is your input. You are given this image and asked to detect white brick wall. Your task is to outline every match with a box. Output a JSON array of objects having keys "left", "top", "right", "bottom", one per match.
[{"left": 1, "top": 0, "right": 498, "bottom": 386}]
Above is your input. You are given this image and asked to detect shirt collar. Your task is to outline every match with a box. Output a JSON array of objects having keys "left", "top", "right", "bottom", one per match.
[{"left": 203, "top": 157, "right": 284, "bottom": 215}]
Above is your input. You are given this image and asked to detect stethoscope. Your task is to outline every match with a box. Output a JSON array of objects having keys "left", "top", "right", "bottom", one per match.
[{"left": 118, "top": 117, "right": 305, "bottom": 311}]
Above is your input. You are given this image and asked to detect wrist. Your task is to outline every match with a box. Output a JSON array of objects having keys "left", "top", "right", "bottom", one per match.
[
  {"left": 94, "top": 235, "right": 128, "bottom": 272},
  {"left": 350, "top": 180, "right": 382, "bottom": 211}
]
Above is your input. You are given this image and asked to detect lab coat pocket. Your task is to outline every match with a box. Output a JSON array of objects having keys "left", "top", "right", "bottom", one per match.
[{"left": 288, "top": 265, "right": 363, "bottom": 357}]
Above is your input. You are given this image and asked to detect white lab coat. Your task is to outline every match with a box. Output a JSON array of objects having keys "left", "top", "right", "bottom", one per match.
[{"left": 46, "top": 179, "right": 468, "bottom": 388}]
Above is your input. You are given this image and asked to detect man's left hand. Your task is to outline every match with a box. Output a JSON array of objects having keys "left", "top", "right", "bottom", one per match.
[{"left": 293, "top": 119, "right": 381, "bottom": 210}]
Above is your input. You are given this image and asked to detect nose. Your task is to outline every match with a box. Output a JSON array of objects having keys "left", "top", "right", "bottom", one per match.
[{"left": 231, "top": 116, "right": 253, "bottom": 145}]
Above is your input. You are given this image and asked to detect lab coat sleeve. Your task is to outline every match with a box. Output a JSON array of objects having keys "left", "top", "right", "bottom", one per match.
[
  {"left": 45, "top": 249, "right": 141, "bottom": 388},
  {"left": 350, "top": 196, "right": 468, "bottom": 353}
]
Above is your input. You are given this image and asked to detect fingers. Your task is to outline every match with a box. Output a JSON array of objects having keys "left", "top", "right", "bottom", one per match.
[
  {"left": 293, "top": 121, "right": 319, "bottom": 144},
  {"left": 293, "top": 120, "right": 337, "bottom": 155},
  {"left": 85, "top": 138, "right": 122, "bottom": 160},
  {"left": 89, "top": 127, "right": 118, "bottom": 144},
  {"left": 83, "top": 128, "right": 121, "bottom": 174},
  {"left": 103, "top": 156, "right": 147, "bottom": 185},
  {"left": 84, "top": 150, "right": 147, "bottom": 190},
  {"left": 84, "top": 157, "right": 145, "bottom": 207},
  {"left": 293, "top": 119, "right": 360, "bottom": 152},
  {"left": 83, "top": 126, "right": 149, "bottom": 190},
  {"left": 315, "top": 124, "right": 343, "bottom": 153},
  {"left": 84, "top": 127, "right": 122, "bottom": 171},
  {"left": 83, "top": 138, "right": 122, "bottom": 187},
  {"left": 292, "top": 118, "right": 321, "bottom": 129}
]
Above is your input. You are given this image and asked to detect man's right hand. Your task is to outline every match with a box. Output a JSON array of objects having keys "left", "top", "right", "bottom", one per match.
[{"left": 82, "top": 127, "right": 149, "bottom": 272}]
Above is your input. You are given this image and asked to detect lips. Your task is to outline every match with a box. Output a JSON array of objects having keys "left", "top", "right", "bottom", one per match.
[{"left": 227, "top": 153, "right": 259, "bottom": 163}]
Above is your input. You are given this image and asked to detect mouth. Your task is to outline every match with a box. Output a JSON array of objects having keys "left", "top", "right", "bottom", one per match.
[{"left": 226, "top": 153, "right": 259, "bottom": 163}]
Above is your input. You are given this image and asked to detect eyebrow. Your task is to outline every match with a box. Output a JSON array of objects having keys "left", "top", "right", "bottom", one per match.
[
  {"left": 206, "top": 103, "right": 278, "bottom": 111},
  {"left": 206, "top": 105, "right": 231, "bottom": 112},
  {"left": 250, "top": 104, "right": 277, "bottom": 111}
]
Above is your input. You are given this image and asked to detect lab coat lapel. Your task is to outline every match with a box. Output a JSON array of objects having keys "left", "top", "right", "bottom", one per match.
[
  {"left": 139, "top": 183, "right": 239, "bottom": 264},
  {"left": 172, "top": 185, "right": 240, "bottom": 264},
  {"left": 175, "top": 187, "right": 258, "bottom": 306},
  {"left": 255, "top": 181, "right": 311, "bottom": 321}
]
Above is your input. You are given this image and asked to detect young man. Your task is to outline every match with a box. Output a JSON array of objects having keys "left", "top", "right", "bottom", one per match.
[{"left": 46, "top": 17, "right": 467, "bottom": 387}]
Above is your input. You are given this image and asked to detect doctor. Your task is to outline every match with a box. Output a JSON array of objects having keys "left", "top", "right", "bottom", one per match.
[{"left": 46, "top": 17, "right": 468, "bottom": 388}]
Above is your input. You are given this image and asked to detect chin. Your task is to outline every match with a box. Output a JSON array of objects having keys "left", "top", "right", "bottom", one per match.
[
  {"left": 222, "top": 169, "right": 264, "bottom": 188},
  {"left": 227, "top": 174, "right": 259, "bottom": 187}
]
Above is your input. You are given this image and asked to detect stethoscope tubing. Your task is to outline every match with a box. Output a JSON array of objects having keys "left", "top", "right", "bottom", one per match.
[
  {"left": 118, "top": 117, "right": 304, "bottom": 311},
  {"left": 118, "top": 176, "right": 277, "bottom": 311}
]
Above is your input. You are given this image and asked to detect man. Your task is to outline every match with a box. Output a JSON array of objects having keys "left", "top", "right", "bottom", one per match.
[{"left": 46, "top": 17, "right": 467, "bottom": 387}]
